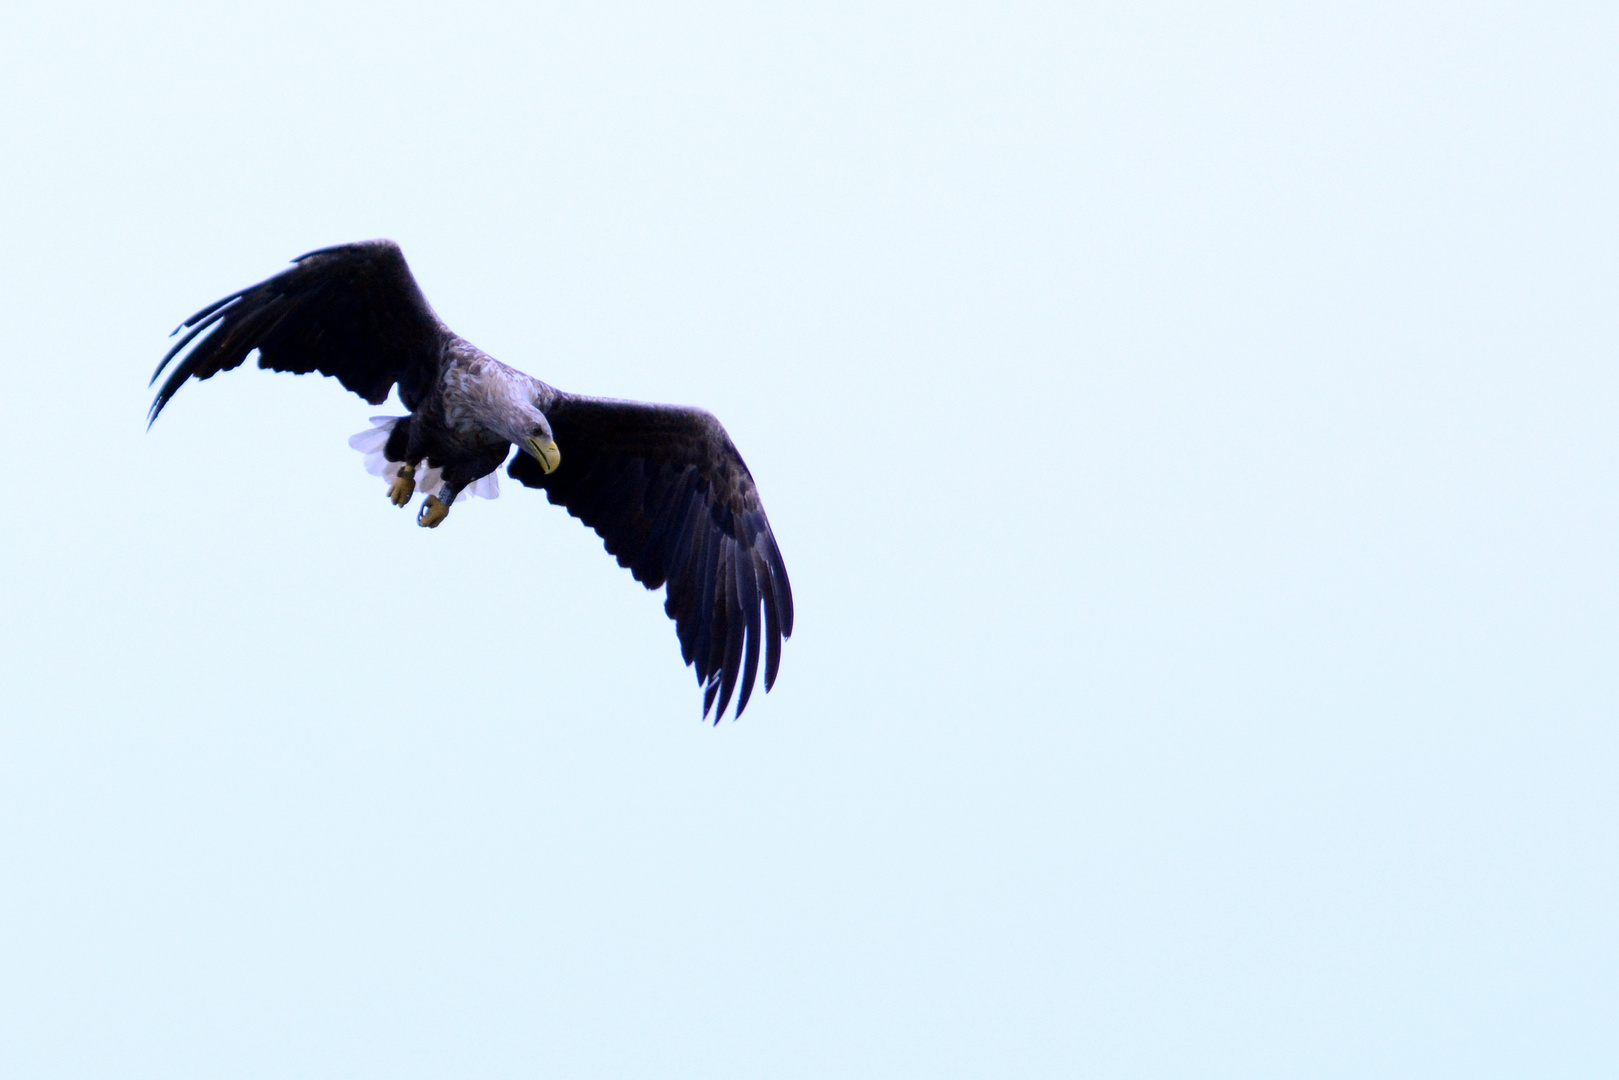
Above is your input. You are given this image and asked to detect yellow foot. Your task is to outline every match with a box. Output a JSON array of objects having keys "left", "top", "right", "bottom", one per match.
[
  {"left": 388, "top": 466, "right": 416, "bottom": 506},
  {"left": 417, "top": 494, "right": 449, "bottom": 528}
]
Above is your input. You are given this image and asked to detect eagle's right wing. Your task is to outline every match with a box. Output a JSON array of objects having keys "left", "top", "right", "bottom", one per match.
[{"left": 149, "top": 240, "right": 448, "bottom": 424}]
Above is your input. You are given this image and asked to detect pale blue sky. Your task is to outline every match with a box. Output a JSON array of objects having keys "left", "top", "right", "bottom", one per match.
[{"left": 2, "top": 2, "right": 1616, "bottom": 1076}]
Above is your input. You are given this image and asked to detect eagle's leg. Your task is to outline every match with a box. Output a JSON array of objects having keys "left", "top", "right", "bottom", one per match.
[
  {"left": 417, "top": 484, "right": 460, "bottom": 529},
  {"left": 388, "top": 462, "right": 418, "bottom": 507},
  {"left": 417, "top": 451, "right": 503, "bottom": 529}
]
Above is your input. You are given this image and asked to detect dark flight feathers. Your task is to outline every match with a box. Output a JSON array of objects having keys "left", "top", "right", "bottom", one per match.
[
  {"left": 149, "top": 241, "right": 446, "bottom": 424},
  {"left": 509, "top": 396, "right": 794, "bottom": 721}
]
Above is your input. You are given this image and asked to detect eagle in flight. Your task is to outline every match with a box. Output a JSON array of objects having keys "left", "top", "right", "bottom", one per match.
[{"left": 149, "top": 240, "right": 793, "bottom": 721}]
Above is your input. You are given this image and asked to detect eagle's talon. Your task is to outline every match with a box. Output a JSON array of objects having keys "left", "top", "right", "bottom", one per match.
[
  {"left": 417, "top": 494, "right": 449, "bottom": 528},
  {"left": 388, "top": 467, "right": 416, "bottom": 506}
]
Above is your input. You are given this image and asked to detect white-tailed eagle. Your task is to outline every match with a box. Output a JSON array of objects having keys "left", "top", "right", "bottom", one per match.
[{"left": 149, "top": 240, "right": 793, "bottom": 721}]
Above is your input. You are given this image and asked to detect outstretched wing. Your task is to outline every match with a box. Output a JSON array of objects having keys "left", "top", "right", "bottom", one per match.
[
  {"left": 149, "top": 240, "right": 448, "bottom": 424},
  {"left": 509, "top": 394, "right": 795, "bottom": 721}
]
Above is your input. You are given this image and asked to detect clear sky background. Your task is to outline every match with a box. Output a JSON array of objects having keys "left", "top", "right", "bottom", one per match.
[{"left": 2, "top": 2, "right": 1616, "bottom": 1076}]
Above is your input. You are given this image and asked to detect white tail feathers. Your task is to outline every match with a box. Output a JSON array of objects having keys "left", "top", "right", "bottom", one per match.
[{"left": 348, "top": 416, "right": 500, "bottom": 505}]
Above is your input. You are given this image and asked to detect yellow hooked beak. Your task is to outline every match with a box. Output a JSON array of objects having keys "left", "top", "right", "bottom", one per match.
[{"left": 526, "top": 436, "right": 561, "bottom": 474}]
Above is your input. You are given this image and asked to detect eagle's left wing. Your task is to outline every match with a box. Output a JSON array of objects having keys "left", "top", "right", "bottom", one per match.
[{"left": 509, "top": 394, "right": 794, "bottom": 721}]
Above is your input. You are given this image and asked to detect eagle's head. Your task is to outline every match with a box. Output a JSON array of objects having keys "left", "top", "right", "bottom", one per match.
[
  {"left": 513, "top": 407, "right": 560, "bottom": 474},
  {"left": 491, "top": 393, "right": 561, "bottom": 475},
  {"left": 523, "top": 427, "right": 561, "bottom": 474}
]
